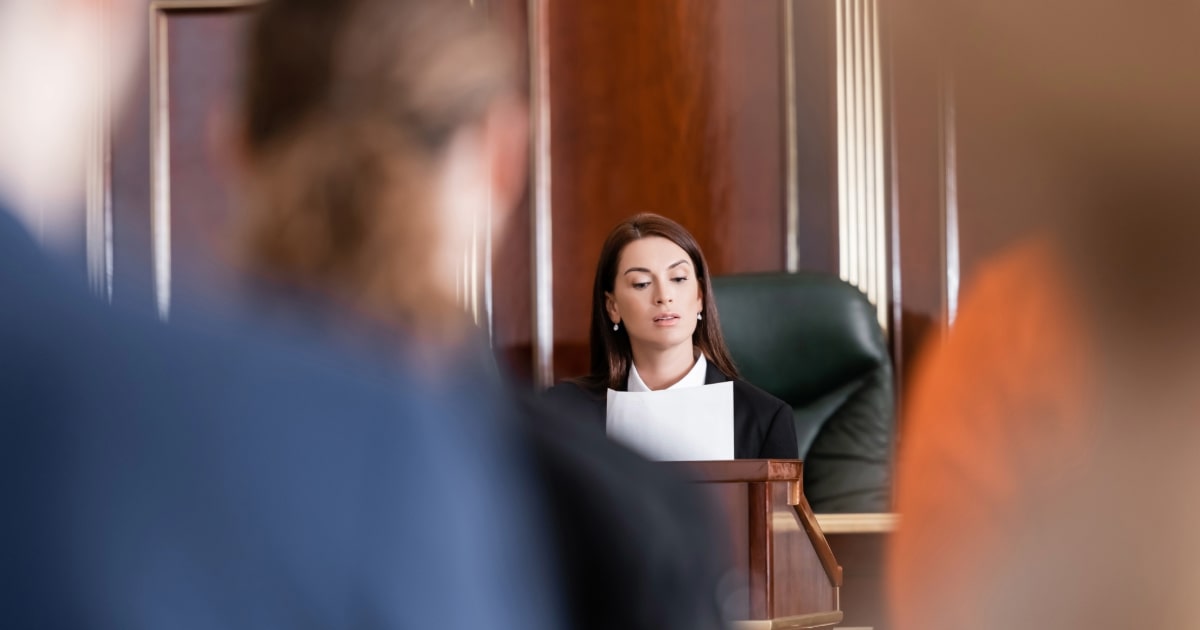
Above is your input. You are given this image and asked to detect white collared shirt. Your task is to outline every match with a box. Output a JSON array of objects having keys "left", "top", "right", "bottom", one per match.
[{"left": 627, "top": 353, "right": 708, "bottom": 392}]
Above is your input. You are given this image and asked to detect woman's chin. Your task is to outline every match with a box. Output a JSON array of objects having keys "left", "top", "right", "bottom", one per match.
[{"left": 630, "top": 330, "right": 697, "bottom": 354}]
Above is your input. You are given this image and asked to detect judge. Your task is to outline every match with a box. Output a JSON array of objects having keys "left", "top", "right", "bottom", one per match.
[{"left": 548, "top": 213, "right": 798, "bottom": 460}]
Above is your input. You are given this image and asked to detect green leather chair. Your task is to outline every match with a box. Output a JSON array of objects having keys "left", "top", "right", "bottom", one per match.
[{"left": 711, "top": 272, "right": 894, "bottom": 513}]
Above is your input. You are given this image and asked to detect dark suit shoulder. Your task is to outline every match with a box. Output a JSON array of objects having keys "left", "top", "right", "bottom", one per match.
[
  {"left": 706, "top": 362, "right": 798, "bottom": 459},
  {"left": 704, "top": 362, "right": 789, "bottom": 417},
  {"left": 733, "top": 379, "right": 798, "bottom": 459},
  {"left": 731, "top": 378, "right": 791, "bottom": 418}
]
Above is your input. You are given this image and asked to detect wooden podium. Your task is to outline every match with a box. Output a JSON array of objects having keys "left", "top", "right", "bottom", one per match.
[{"left": 665, "top": 460, "right": 844, "bottom": 630}]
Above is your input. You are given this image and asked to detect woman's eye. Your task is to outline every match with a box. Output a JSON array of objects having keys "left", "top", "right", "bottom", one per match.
[
  {"left": 632, "top": 281, "right": 650, "bottom": 289},
  {"left": 671, "top": 276, "right": 689, "bottom": 283}
]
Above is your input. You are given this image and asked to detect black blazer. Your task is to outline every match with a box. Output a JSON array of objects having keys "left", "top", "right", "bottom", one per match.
[
  {"left": 546, "top": 362, "right": 799, "bottom": 460},
  {"left": 519, "top": 392, "right": 729, "bottom": 630}
]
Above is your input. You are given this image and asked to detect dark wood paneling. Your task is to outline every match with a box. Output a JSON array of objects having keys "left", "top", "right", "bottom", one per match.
[
  {"left": 749, "top": 481, "right": 772, "bottom": 618},
  {"left": 680, "top": 463, "right": 842, "bottom": 623},
  {"left": 493, "top": 198, "right": 535, "bottom": 381},
  {"left": 882, "top": 0, "right": 948, "bottom": 406},
  {"left": 827, "top": 532, "right": 887, "bottom": 629},
  {"left": 546, "top": 0, "right": 786, "bottom": 380},
  {"left": 110, "top": 6, "right": 250, "bottom": 314},
  {"left": 111, "top": 29, "right": 155, "bottom": 313},
  {"left": 772, "top": 485, "right": 838, "bottom": 618},
  {"left": 484, "top": 0, "right": 535, "bottom": 383},
  {"left": 166, "top": 10, "right": 249, "bottom": 300},
  {"left": 712, "top": 1, "right": 786, "bottom": 274},
  {"left": 791, "top": 0, "right": 840, "bottom": 275}
]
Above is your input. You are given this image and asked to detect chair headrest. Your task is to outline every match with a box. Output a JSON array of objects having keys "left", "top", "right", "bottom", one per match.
[{"left": 711, "top": 272, "right": 889, "bottom": 404}]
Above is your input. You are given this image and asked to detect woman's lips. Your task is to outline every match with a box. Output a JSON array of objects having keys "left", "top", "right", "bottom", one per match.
[{"left": 653, "top": 313, "right": 681, "bottom": 327}]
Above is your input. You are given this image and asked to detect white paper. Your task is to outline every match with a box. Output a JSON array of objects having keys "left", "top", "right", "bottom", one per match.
[{"left": 606, "top": 382, "right": 735, "bottom": 461}]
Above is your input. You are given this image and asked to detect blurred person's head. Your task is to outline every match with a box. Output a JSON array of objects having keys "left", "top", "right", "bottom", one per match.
[
  {"left": 234, "top": 0, "right": 526, "bottom": 342},
  {"left": 891, "top": 3, "right": 1200, "bottom": 627},
  {"left": 0, "top": 0, "right": 144, "bottom": 248},
  {"left": 585, "top": 213, "right": 738, "bottom": 390}
]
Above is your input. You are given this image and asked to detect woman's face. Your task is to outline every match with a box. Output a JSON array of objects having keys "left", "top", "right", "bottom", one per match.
[{"left": 605, "top": 236, "right": 704, "bottom": 354}]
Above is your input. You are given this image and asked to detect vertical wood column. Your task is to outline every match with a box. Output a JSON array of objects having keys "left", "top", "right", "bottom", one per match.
[{"left": 537, "top": 0, "right": 787, "bottom": 381}]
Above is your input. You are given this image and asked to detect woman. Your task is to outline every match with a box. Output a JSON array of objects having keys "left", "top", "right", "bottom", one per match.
[{"left": 549, "top": 213, "right": 798, "bottom": 460}]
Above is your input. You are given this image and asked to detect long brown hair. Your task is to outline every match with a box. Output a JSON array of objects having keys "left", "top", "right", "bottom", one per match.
[
  {"left": 581, "top": 213, "right": 740, "bottom": 390},
  {"left": 236, "top": 0, "right": 516, "bottom": 340}
]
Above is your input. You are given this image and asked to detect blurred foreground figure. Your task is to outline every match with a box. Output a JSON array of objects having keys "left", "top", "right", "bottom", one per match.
[
  {"left": 890, "top": 1, "right": 1200, "bottom": 629},
  {"left": 235, "top": 0, "right": 525, "bottom": 349},
  {"left": 230, "top": 1, "right": 729, "bottom": 629},
  {"left": 0, "top": 1, "right": 558, "bottom": 629}
]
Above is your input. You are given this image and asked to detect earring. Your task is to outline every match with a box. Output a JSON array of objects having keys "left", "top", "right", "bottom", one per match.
[
  {"left": 697, "top": 312, "right": 703, "bottom": 321},
  {"left": 613, "top": 322, "right": 620, "bottom": 331}
]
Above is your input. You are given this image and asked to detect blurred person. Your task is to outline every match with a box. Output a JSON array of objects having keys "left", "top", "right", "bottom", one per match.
[
  {"left": 547, "top": 213, "right": 798, "bottom": 460},
  {"left": 887, "top": 239, "right": 1092, "bottom": 629},
  {"left": 888, "top": 0, "right": 1200, "bottom": 628},
  {"left": 0, "top": 1, "right": 561, "bottom": 629},
  {"left": 233, "top": 0, "right": 525, "bottom": 352},
  {"left": 228, "top": 3, "right": 731, "bottom": 630}
]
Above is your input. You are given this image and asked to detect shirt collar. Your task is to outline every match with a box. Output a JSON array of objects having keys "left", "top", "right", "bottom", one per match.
[{"left": 627, "top": 353, "right": 708, "bottom": 392}]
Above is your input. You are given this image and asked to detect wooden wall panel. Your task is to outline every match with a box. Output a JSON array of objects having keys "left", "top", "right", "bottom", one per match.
[
  {"left": 712, "top": 0, "right": 787, "bottom": 274},
  {"left": 164, "top": 10, "right": 250, "bottom": 303},
  {"left": 826, "top": 531, "right": 887, "bottom": 629},
  {"left": 545, "top": 0, "right": 786, "bottom": 380},
  {"left": 109, "top": 3, "right": 251, "bottom": 315},
  {"left": 882, "top": 0, "right": 948, "bottom": 405},
  {"left": 492, "top": 183, "right": 536, "bottom": 381},
  {"left": 111, "top": 28, "right": 155, "bottom": 313},
  {"left": 484, "top": 0, "right": 535, "bottom": 381},
  {"left": 791, "top": 0, "right": 840, "bottom": 276}
]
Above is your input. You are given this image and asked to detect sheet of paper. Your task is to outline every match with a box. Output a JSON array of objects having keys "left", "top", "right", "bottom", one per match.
[{"left": 606, "top": 382, "right": 735, "bottom": 461}]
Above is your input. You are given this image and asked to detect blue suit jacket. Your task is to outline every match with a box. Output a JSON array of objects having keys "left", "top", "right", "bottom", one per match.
[{"left": 0, "top": 208, "right": 559, "bottom": 630}]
